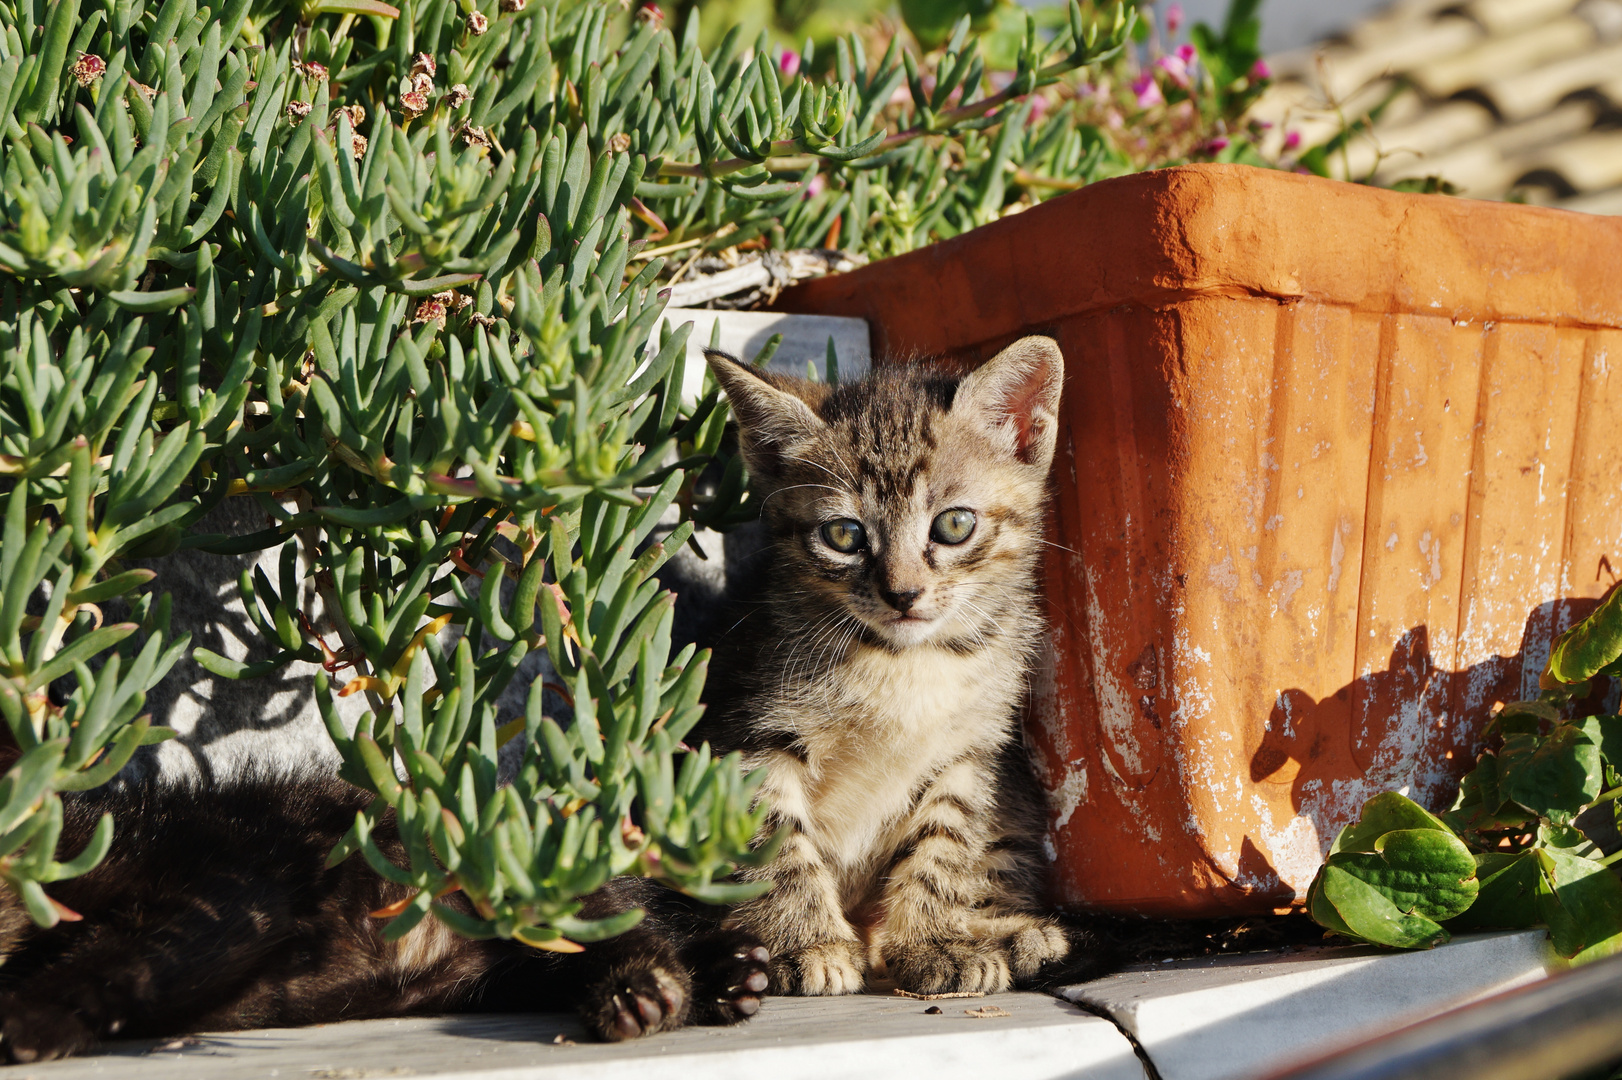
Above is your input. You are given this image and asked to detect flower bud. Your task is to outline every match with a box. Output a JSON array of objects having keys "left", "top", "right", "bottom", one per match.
[
  {"left": 71, "top": 53, "right": 106, "bottom": 87},
  {"left": 400, "top": 91, "right": 429, "bottom": 120}
]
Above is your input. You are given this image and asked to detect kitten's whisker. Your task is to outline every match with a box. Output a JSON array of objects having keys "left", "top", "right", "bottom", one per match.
[
  {"left": 759, "top": 483, "right": 848, "bottom": 515},
  {"left": 783, "top": 452, "right": 858, "bottom": 493},
  {"left": 1034, "top": 538, "right": 1084, "bottom": 557},
  {"left": 778, "top": 607, "right": 851, "bottom": 691}
]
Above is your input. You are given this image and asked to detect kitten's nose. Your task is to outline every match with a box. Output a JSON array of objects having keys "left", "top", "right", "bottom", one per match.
[{"left": 881, "top": 587, "right": 921, "bottom": 614}]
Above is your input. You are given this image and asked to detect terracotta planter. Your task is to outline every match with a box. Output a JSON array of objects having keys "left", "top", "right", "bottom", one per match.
[{"left": 775, "top": 164, "right": 1622, "bottom": 917}]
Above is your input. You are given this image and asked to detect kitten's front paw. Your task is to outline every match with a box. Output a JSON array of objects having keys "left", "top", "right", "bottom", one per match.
[
  {"left": 884, "top": 938, "right": 1012, "bottom": 995},
  {"left": 771, "top": 939, "right": 865, "bottom": 996},
  {"left": 584, "top": 963, "right": 690, "bottom": 1042},
  {"left": 1, "top": 997, "right": 97, "bottom": 1062},
  {"left": 1005, "top": 920, "right": 1071, "bottom": 979},
  {"left": 683, "top": 931, "right": 771, "bottom": 1025}
]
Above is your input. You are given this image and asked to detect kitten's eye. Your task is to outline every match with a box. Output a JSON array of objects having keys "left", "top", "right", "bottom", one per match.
[
  {"left": 930, "top": 508, "right": 976, "bottom": 545},
  {"left": 820, "top": 519, "right": 866, "bottom": 553}
]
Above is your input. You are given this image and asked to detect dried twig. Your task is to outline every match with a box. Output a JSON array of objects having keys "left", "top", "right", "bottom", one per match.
[{"left": 893, "top": 988, "right": 987, "bottom": 1000}]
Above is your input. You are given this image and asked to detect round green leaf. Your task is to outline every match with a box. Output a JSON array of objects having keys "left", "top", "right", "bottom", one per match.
[
  {"left": 1500, "top": 725, "right": 1602, "bottom": 824},
  {"left": 1535, "top": 849, "right": 1622, "bottom": 961},
  {"left": 1447, "top": 851, "right": 1540, "bottom": 931},
  {"left": 1318, "top": 864, "right": 1450, "bottom": 950},
  {"left": 1328, "top": 828, "right": 1479, "bottom": 921},
  {"left": 1548, "top": 586, "right": 1622, "bottom": 684},
  {"left": 1330, "top": 791, "right": 1451, "bottom": 855}
]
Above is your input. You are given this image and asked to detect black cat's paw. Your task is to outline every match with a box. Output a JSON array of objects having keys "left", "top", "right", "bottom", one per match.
[
  {"left": 684, "top": 931, "right": 770, "bottom": 1025},
  {"left": 1, "top": 997, "right": 97, "bottom": 1063},
  {"left": 583, "top": 961, "right": 691, "bottom": 1042}
]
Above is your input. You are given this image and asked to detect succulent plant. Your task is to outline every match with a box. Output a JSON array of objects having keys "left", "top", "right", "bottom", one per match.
[{"left": 0, "top": 0, "right": 1133, "bottom": 944}]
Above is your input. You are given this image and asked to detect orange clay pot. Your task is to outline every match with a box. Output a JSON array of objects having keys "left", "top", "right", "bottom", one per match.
[{"left": 774, "top": 163, "right": 1622, "bottom": 917}]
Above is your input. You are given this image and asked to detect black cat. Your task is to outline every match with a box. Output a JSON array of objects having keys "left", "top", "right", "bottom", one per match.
[{"left": 0, "top": 770, "right": 769, "bottom": 1062}]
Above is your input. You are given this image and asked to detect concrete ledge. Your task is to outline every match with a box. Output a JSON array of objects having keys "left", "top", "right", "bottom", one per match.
[
  {"left": 5, "top": 991, "right": 1144, "bottom": 1080},
  {"left": 1061, "top": 929, "right": 1556, "bottom": 1080},
  {"left": 651, "top": 308, "right": 872, "bottom": 403}
]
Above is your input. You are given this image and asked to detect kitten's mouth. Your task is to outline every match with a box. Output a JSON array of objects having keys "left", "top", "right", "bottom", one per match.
[{"left": 871, "top": 609, "right": 941, "bottom": 643}]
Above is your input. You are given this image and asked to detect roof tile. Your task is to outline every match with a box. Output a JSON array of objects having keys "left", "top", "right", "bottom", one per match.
[
  {"left": 1520, "top": 130, "right": 1622, "bottom": 191},
  {"left": 1324, "top": 16, "right": 1482, "bottom": 98},
  {"left": 1464, "top": 0, "right": 1581, "bottom": 35},
  {"left": 1255, "top": 0, "right": 1622, "bottom": 211},
  {"left": 1345, "top": 100, "right": 1495, "bottom": 177},
  {"left": 1481, "top": 40, "right": 1622, "bottom": 119},
  {"left": 1559, "top": 185, "right": 1622, "bottom": 212},
  {"left": 1409, "top": 17, "right": 1593, "bottom": 98}
]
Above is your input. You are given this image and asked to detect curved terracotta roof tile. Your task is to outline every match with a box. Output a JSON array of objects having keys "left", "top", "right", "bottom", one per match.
[
  {"left": 1480, "top": 40, "right": 1622, "bottom": 119},
  {"left": 1465, "top": 0, "right": 1581, "bottom": 35},
  {"left": 1252, "top": 0, "right": 1622, "bottom": 212},
  {"left": 1410, "top": 17, "right": 1593, "bottom": 98}
]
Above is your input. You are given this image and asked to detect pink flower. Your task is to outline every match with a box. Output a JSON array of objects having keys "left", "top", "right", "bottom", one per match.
[
  {"left": 802, "top": 174, "right": 825, "bottom": 200},
  {"left": 779, "top": 50, "right": 800, "bottom": 78},
  {"left": 1176, "top": 43, "right": 1196, "bottom": 64},
  {"left": 1165, "top": 3, "right": 1183, "bottom": 34},
  {"left": 1249, "top": 58, "right": 1271, "bottom": 80},
  {"left": 1028, "top": 93, "right": 1048, "bottom": 123},
  {"left": 1132, "top": 71, "right": 1164, "bottom": 108},
  {"left": 1205, "top": 137, "right": 1229, "bottom": 152},
  {"left": 1283, "top": 130, "right": 1301, "bottom": 151},
  {"left": 1155, "top": 52, "right": 1190, "bottom": 89}
]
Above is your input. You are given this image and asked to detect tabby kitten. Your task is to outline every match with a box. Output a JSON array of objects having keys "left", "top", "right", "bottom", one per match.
[
  {"left": 0, "top": 770, "right": 769, "bottom": 1062},
  {"left": 696, "top": 336, "right": 1086, "bottom": 996}
]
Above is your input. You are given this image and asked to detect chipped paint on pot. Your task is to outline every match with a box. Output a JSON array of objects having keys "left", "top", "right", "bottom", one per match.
[{"left": 778, "top": 164, "right": 1622, "bottom": 916}]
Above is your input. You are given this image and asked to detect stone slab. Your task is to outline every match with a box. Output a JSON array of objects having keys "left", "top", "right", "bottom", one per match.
[
  {"left": 1061, "top": 929, "right": 1556, "bottom": 1080},
  {"left": 1, "top": 991, "right": 1144, "bottom": 1080},
  {"left": 650, "top": 308, "right": 871, "bottom": 404}
]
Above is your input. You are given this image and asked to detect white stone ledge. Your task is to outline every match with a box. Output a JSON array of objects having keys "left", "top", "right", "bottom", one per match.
[
  {"left": 5, "top": 990, "right": 1144, "bottom": 1080},
  {"left": 1061, "top": 929, "right": 1556, "bottom": 1080},
  {"left": 650, "top": 308, "right": 872, "bottom": 404}
]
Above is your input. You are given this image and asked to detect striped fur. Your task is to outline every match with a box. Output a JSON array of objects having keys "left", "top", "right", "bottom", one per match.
[{"left": 697, "top": 337, "right": 1074, "bottom": 996}]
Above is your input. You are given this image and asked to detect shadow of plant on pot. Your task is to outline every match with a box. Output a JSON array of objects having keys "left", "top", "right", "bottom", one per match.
[{"left": 1304, "top": 586, "right": 1622, "bottom": 962}]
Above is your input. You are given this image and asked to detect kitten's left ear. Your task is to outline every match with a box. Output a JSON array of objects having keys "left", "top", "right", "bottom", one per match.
[
  {"left": 703, "top": 347, "right": 827, "bottom": 482},
  {"left": 953, "top": 336, "right": 1065, "bottom": 469}
]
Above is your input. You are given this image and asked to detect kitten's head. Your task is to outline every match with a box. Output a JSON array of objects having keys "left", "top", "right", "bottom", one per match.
[{"left": 706, "top": 337, "right": 1063, "bottom": 651}]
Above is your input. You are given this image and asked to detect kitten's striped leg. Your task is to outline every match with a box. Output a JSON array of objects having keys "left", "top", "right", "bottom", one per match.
[
  {"left": 964, "top": 910, "right": 1071, "bottom": 980},
  {"left": 878, "top": 755, "right": 1065, "bottom": 993},
  {"left": 731, "top": 762, "right": 865, "bottom": 996}
]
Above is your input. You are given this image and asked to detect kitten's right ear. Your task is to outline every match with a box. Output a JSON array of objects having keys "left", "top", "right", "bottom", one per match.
[{"left": 704, "top": 349, "right": 827, "bottom": 479}]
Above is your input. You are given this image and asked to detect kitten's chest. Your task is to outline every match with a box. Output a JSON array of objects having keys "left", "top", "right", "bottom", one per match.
[{"left": 794, "top": 644, "right": 1016, "bottom": 865}]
